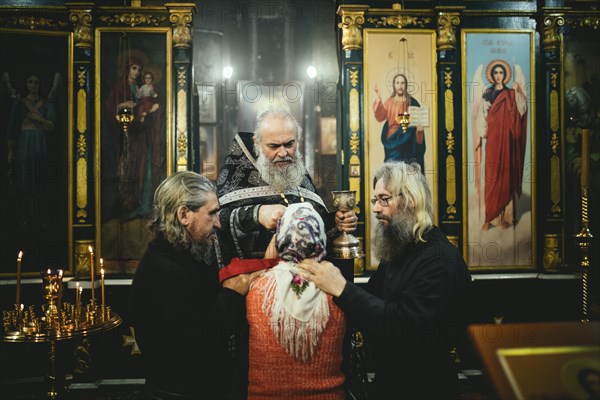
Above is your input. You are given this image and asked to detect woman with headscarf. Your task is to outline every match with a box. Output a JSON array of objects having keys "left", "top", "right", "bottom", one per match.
[{"left": 244, "top": 202, "right": 346, "bottom": 400}]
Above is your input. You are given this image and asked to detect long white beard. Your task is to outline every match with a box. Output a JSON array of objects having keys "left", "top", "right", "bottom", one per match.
[
  {"left": 372, "top": 208, "right": 416, "bottom": 262},
  {"left": 255, "top": 147, "right": 307, "bottom": 193}
]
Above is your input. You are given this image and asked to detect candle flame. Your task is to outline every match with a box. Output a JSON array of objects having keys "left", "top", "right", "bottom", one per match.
[
  {"left": 79, "top": 286, "right": 83, "bottom": 293},
  {"left": 76, "top": 282, "right": 80, "bottom": 288},
  {"left": 58, "top": 269, "right": 63, "bottom": 277},
  {"left": 101, "top": 268, "right": 105, "bottom": 275},
  {"left": 17, "top": 251, "right": 23, "bottom": 261},
  {"left": 88, "top": 245, "right": 93, "bottom": 254},
  {"left": 100, "top": 258, "right": 104, "bottom": 267},
  {"left": 20, "top": 304, "right": 24, "bottom": 311},
  {"left": 47, "top": 268, "right": 51, "bottom": 275}
]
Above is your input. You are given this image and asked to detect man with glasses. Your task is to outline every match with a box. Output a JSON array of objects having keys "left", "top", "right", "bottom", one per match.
[
  {"left": 130, "top": 171, "right": 262, "bottom": 399},
  {"left": 299, "top": 161, "right": 472, "bottom": 399}
]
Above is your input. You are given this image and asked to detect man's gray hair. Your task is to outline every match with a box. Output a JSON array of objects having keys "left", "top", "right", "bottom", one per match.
[
  {"left": 254, "top": 109, "right": 303, "bottom": 142},
  {"left": 149, "top": 171, "right": 215, "bottom": 248},
  {"left": 373, "top": 162, "right": 434, "bottom": 242}
]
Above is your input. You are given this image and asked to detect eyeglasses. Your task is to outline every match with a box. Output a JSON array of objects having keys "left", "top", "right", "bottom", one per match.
[{"left": 370, "top": 195, "right": 399, "bottom": 207}]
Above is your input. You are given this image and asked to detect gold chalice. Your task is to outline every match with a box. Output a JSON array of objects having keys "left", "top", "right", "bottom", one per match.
[{"left": 331, "top": 190, "right": 364, "bottom": 259}]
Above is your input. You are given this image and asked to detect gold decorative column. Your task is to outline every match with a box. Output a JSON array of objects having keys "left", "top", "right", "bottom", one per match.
[
  {"left": 69, "top": 7, "right": 93, "bottom": 49},
  {"left": 443, "top": 69, "right": 457, "bottom": 219},
  {"left": 337, "top": 5, "right": 367, "bottom": 51},
  {"left": 349, "top": 69, "right": 364, "bottom": 276},
  {"left": 542, "top": 14, "right": 564, "bottom": 54},
  {"left": 70, "top": 5, "right": 93, "bottom": 223},
  {"left": 575, "top": 128, "right": 593, "bottom": 322},
  {"left": 337, "top": 4, "right": 367, "bottom": 274},
  {"left": 436, "top": 12, "right": 460, "bottom": 51},
  {"left": 167, "top": 4, "right": 195, "bottom": 171}
]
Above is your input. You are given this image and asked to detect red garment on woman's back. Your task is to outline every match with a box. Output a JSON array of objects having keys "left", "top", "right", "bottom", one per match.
[{"left": 247, "top": 275, "right": 346, "bottom": 400}]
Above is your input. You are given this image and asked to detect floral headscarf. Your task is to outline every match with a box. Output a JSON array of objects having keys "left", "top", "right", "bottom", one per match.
[
  {"left": 259, "top": 203, "right": 331, "bottom": 362},
  {"left": 276, "top": 203, "right": 327, "bottom": 263}
]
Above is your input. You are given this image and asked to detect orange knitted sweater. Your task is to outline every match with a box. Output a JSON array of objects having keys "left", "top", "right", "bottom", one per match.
[{"left": 247, "top": 275, "right": 346, "bottom": 400}]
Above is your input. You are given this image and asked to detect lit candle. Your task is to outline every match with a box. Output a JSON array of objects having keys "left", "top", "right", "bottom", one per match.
[
  {"left": 75, "top": 282, "right": 81, "bottom": 319},
  {"left": 88, "top": 246, "right": 95, "bottom": 310},
  {"left": 78, "top": 286, "right": 83, "bottom": 322},
  {"left": 57, "top": 269, "right": 63, "bottom": 311},
  {"left": 19, "top": 303, "right": 24, "bottom": 331},
  {"left": 100, "top": 266, "right": 105, "bottom": 320},
  {"left": 16, "top": 251, "right": 23, "bottom": 306},
  {"left": 581, "top": 128, "right": 589, "bottom": 188}
]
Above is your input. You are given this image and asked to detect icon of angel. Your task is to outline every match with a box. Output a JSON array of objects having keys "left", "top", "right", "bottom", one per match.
[
  {"left": 1, "top": 71, "right": 64, "bottom": 228},
  {"left": 470, "top": 59, "right": 528, "bottom": 231}
]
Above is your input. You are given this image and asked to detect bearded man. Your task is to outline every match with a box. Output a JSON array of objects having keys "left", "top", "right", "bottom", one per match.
[
  {"left": 215, "top": 109, "right": 357, "bottom": 272},
  {"left": 129, "top": 171, "right": 261, "bottom": 399},
  {"left": 299, "top": 161, "right": 472, "bottom": 399}
]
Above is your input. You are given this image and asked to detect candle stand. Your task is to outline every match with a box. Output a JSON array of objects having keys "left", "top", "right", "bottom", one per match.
[{"left": 2, "top": 270, "right": 121, "bottom": 399}]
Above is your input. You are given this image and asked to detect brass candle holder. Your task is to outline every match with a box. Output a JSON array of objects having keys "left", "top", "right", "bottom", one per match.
[
  {"left": 331, "top": 190, "right": 364, "bottom": 259},
  {"left": 2, "top": 269, "right": 121, "bottom": 399}
]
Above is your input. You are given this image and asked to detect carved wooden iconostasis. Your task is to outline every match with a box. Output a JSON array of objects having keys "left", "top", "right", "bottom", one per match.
[
  {"left": 0, "top": 0, "right": 599, "bottom": 394},
  {"left": 0, "top": 2, "right": 195, "bottom": 280},
  {"left": 0, "top": 2, "right": 195, "bottom": 388},
  {"left": 336, "top": 1, "right": 599, "bottom": 291}
]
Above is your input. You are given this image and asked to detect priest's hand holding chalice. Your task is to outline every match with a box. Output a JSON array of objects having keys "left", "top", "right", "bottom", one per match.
[{"left": 331, "top": 190, "right": 364, "bottom": 259}]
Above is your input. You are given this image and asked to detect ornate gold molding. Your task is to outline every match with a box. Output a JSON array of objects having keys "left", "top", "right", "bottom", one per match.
[
  {"left": 565, "top": 16, "right": 600, "bottom": 30},
  {"left": 437, "top": 13, "right": 460, "bottom": 51},
  {"left": 542, "top": 15, "right": 564, "bottom": 53},
  {"left": 348, "top": 66, "right": 361, "bottom": 208},
  {"left": 69, "top": 9, "right": 93, "bottom": 48},
  {"left": 367, "top": 15, "right": 431, "bottom": 29},
  {"left": 176, "top": 67, "right": 188, "bottom": 171},
  {"left": 99, "top": 13, "right": 167, "bottom": 27},
  {"left": 444, "top": 69, "right": 457, "bottom": 218},
  {"left": 338, "top": 6, "right": 367, "bottom": 50},
  {"left": 168, "top": 8, "right": 193, "bottom": 49},
  {"left": 1, "top": 15, "right": 68, "bottom": 30},
  {"left": 76, "top": 67, "right": 88, "bottom": 221}
]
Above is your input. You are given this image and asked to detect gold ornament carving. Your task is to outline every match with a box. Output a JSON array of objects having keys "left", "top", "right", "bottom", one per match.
[
  {"left": 542, "top": 15, "right": 564, "bottom": 52},
  {"left": 99, "top": 13, "right": 167, "bottom": 27},
  {"left": 349, "top": 70, "right": 359, "bottom": 88},
  {"left": 367, "top": 15, "right": 431, "bottom": 29},
  {"left": 4, "top": 15, "right": 68, "bottom": 30},
  {"left": 169, "top": 10, "right": 193, "bottom": 48},
  {"left": 338, "top": 11, "right": 365, "bottom": 50},
  {"left": 565, "top": 17, "right": 600, "bottom": 30},
  {"left": 550, "top": 70, "right": 558, "bottom": 88},
  {"left": 70, "top": 10, "right": 93, "bottom": 48},
  {"left": 437, "top": 13, "right": 460, "bottom": 51},
  {"left": 550, "top": 132, "right": 559, "bottom": 155}
]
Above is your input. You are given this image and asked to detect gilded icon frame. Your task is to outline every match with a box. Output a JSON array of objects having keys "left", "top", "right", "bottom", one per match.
[
  {"left": 95, "top": 27, "right": 172, "bottom": 274},
  {"left": 0, "top": 29, "right": 74, "bottom": 277},
  {"left": 363, "top": 28, "right": 438, "bottom": 271},
  {"left": 461, "top": 29, "right": 536, "bottom": 271}
]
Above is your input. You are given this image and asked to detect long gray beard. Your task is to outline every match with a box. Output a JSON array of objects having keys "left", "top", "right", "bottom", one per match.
[
  {"left": 189, "top": 238, "right": 215, "bottom": 264},
  {"left": 372, "top": 208, "right": 416, "bottom": 262},
  {"left": 255, "top": 149, "right": 306, "bottom": 193}
]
